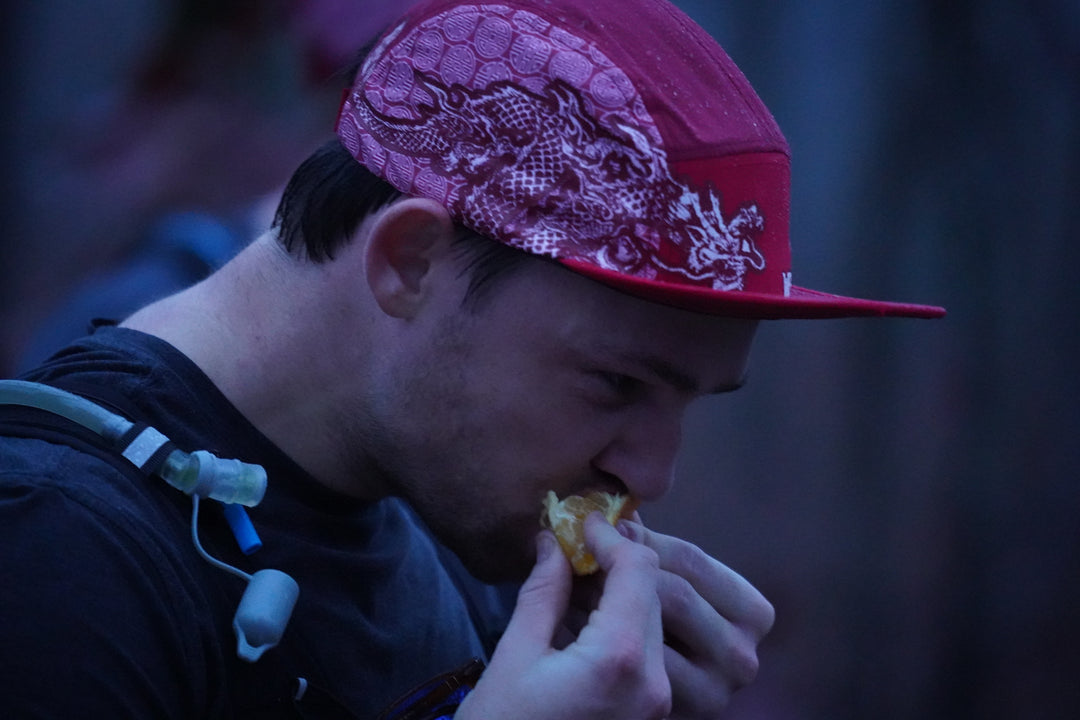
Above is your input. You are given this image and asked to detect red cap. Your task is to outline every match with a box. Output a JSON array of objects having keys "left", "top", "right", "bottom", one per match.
[{"left": 336, "top": 0, "right": 945, "bottom": 319}]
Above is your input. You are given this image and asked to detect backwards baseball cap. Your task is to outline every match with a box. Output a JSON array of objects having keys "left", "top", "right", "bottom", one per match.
[{"left": 335, "top": 0, "right": 945, "bottom": 319}]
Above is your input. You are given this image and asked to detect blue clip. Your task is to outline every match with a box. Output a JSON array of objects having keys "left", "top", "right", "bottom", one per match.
[{"left": 223, "top": 504, "right": 263, "bottom": 555}]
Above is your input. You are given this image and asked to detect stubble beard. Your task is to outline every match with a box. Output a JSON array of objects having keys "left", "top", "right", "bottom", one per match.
[
  {"left": 359, "top": 315, "right": 548, "bottom": 582},
  {"left": 351, "top": 412, "right": 538, "bottom": 583},
  {"left": 394, "top": 456, "right": 541, "bottom": 583}
]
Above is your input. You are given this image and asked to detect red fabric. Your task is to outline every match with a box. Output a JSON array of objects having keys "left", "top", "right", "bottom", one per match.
[
  {"left": 336, "top": 0, "right": 945, "bottom": 320},
  {"left": 562, "top": 260, "right": 946, "bottom": 319}
]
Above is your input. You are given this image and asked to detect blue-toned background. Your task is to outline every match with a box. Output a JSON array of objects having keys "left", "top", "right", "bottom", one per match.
[{"left": 1, "top": 2, "right": 1076, "bottom": 718}]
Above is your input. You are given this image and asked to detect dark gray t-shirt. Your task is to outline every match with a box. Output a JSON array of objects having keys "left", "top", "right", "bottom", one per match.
[{"left": 0, "top": 325, "right": 511, "bottom": 718}]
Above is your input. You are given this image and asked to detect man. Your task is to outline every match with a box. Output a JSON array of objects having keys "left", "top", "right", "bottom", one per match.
[{"left": 0, "top": 0, "right": 944, "bottom": 718}]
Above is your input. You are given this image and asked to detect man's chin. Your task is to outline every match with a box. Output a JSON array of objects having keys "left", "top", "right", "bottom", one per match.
[
  {"left": 424, "top": 514, "right": 539, "bottom": 583},
  {"left": 457, "top": 524, "right": 542, "bottom": 583},
  {"left": 454, "top": 543, "right": 535, "bottom": 584}
]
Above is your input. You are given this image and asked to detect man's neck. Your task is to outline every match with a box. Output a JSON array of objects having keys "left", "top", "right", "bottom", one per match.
[{"left": 121, "top": 234, "right": 391, "bottom": 501}]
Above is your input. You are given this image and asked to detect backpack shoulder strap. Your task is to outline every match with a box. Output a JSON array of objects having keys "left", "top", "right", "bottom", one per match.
[{"left": 0, "top": 381, "right": 355, "bottom": 719}]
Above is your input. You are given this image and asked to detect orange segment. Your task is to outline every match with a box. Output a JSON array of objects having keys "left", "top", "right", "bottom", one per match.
[{"left": 540, "top": 491, "right": 639, "bottom": 575}]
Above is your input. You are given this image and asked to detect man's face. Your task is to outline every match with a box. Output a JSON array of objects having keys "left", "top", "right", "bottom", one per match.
[{"left": 368, "top": 259, "right": 757, "bottom": 582}]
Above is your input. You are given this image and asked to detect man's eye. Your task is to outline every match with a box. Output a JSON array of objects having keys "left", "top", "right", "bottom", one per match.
[{"left": 593, "top": 371, "right": 642, "bottom": 399}]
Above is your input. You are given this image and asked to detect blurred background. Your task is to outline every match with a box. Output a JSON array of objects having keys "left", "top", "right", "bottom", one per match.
[{"left": 0, "top": 1, "right": 1076, "bottom": 718}]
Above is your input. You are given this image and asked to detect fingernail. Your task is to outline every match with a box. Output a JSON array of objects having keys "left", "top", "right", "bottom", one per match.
[{"left": 616, "top": 519, "right": 636, "bottom": 540}]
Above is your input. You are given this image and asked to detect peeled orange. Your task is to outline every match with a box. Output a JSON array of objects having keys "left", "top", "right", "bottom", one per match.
[{"left": 540, "top": 491, "right": 639, "bottom": 575}]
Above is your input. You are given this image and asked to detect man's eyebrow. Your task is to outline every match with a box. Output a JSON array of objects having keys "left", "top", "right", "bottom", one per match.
[{"left": 621, "top": 352, "right": 747, "bottom": 395}]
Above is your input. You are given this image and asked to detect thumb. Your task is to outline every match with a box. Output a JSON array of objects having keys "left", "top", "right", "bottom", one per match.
[{"left": 497, "top": 531, "right": 572, "bottom": 654}]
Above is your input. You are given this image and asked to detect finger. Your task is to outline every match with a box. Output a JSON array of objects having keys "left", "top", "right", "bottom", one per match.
[
  {"left": 629, "top": 522, "right": 774, "bottom": 635},
  {"left": 653, "top": 567, "right": 763, "bottom": 719},
  {"left": 663, "top": 644, "right": 738, "bottom": 718},
  {"left": 584, "top": 512, "right": 661, "bottom": 626},
  {"left": 583, "top": 511, "right": 656, "bottom": 613},
  {"left": 657, "top": 570, "right": 762, "bottom": 688},
  {"left": 497, "top": 530, "right": 572, "bottom": 654},
  {"left": 581, "top": 513, "right": 671, "bottom": 715}
]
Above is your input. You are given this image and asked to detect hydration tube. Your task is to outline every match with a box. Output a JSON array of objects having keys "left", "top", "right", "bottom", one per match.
[
  {"left": 0, "top": 379, "right": 266, "bottom": 505},
  {"left": 0, "top": 379, "right": 298, "bottom": 662}
]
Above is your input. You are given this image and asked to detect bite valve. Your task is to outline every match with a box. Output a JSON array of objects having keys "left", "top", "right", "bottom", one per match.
[
  {"left": 159, "top": 449, "right": 268, "bottom": 506},
  {"left": 233, "top": 569, "right": 300, "bottom": 662}
]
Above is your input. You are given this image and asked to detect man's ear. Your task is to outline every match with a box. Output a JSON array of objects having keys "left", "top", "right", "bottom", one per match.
[{"left": 364, "top": 197, "right": 455, "bottom": 318}]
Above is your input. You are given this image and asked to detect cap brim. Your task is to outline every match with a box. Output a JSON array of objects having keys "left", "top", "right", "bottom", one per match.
[{"left": 561, "top": 259, "right": 946, "bottom": 320}]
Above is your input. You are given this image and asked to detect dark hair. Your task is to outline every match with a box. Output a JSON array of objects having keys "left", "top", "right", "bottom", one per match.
[
  {"left": 272, "top": 139, "right": 533, "bottom": 308},
  {"left": 273, "top": 139, "right": 397, "bottom": 262}
]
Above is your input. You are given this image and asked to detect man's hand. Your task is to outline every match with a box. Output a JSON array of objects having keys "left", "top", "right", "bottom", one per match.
[
  {"left": 457, "top": 513, "right": 773, "bottom": 720},
  {"left": 626, "top": 519, "right": 775, "bottom": 718},
  {"left": 457, "top": 512, "right": 671, "bottom": 720}
]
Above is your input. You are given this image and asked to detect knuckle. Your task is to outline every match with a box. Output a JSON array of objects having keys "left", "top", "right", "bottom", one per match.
[
  {"left": 667, "top": 536, "right": 711, "bottom": 578},
  {"left": 637, "top": 542, "right": 662, "bottom": 572},
  {"left": 727, "top": 641, "right": 761, "bottom": 687},
  {"left": 590, "top": 633, "right": 672, "bottom": 718},
  {"left": 642, "top": 675, "right": 673, "bottom": 720},
  {"left": 754, "top": 594, "right": 776, "bottom": 636},
  {"left": 660, "top": 571, "right": 697, "bottom": 615},
  {"left": 597, "top": 635, "right": 649, "bottom": 682},
  {"left": 736, "top": 584, "right": 775, "bottom": 638},
  {"left": 615, "top": 537, "right": 661, "bottom": 574},
  {"left": 596, "top": 639, "right": 671, "bottom": 720}
]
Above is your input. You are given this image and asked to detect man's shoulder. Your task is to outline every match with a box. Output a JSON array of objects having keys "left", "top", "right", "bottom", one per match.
[
  {"left": 17, "top": 324, "right": 212, "bottom": 411},
  {"left": 0, "top": 428, "right": 193, "bottom": 568},
  {"left": 0, "top": 423, "right": 233, "bottom": 717},
  {"left": 0, "top": 383, "right": 209, "bottom": 595}
]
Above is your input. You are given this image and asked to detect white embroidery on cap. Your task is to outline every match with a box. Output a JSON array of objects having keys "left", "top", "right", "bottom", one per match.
[{"left": 341, "top": 5, "right": 769, "bottom": 292}]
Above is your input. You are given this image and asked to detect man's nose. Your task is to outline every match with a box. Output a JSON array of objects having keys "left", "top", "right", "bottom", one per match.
[{"left": 591, "top": 408, "right": 683, "bottom": 502}]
